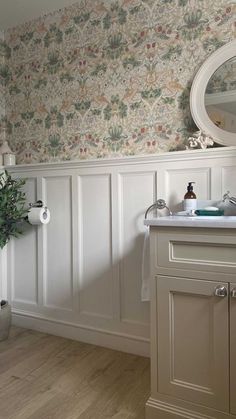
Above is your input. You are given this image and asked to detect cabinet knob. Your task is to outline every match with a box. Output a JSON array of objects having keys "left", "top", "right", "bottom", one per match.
[
  {"left": 214, "top": 285, "right": 228, "bottom": 297},
  {"left": 231, "top": 288, "right": 236, "bottom": 298}
]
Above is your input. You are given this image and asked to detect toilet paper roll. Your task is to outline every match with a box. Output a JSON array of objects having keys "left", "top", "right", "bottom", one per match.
[{"left": 28, "top": 207, "right": 51, "bottom": 225}]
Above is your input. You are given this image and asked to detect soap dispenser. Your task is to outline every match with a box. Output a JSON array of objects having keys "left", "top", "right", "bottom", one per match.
[{"left": 183, "top": 182, "right": 197, "bottom": 212}]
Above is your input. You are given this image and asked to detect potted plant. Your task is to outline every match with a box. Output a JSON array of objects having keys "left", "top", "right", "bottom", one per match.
[
  {"left": 0, "top": 300, "right": 11, "bottom": 341},
  {"left": 0, "top": 170, "right": 28, "bottom": 340},
  {"left": 0, "top": 170, "right": 28, "bottom": 248}
]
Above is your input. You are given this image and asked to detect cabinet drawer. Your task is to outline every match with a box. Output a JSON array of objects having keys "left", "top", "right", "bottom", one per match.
[{"left": 153, "top": 228, "right": 236, "bottom": 275}]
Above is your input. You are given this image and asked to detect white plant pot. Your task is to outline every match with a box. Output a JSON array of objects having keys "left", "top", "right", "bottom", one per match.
[{"left": 0, "top": 301, "right": 11, "bottom": 341}]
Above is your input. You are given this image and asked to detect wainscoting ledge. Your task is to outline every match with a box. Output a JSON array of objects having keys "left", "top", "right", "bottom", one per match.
[{"left": 6, "top": 146, "right": 236, "bottom": 173}]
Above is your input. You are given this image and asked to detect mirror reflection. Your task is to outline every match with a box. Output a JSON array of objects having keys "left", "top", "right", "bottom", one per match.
[{"left": 205, "top": 56, "right": 236, "bottom": 133}]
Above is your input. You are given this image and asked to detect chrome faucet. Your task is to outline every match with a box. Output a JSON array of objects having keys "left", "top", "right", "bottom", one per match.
[
  {"left": 229, "top": 196, "right": 236, "bottom": 206},
  {"left": 223, "top": 191, "right": 236, "bottom": 206}
]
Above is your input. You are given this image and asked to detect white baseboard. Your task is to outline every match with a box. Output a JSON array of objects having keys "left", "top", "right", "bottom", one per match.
[
  {"left": 146, "top": 398, "right": 207, "bottom": 419},
  {"left": 12, "top": 311, "right": 150, "bottom": 357},
  {"left": 145, "top": 398, "right": 232, "bottom": 419}
]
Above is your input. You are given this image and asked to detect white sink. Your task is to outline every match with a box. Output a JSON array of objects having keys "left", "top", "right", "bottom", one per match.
[{"left": 144, "top": 215, "right": 236, "bottom": 228}]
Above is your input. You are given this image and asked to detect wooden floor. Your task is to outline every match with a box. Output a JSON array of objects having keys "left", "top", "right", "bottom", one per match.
[{"left": 0, "top": 327, "right": 150, "bottom": 419}]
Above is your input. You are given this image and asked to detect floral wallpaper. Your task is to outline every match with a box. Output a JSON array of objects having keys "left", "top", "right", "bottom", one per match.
[
  {"left": 0, "top": 31, "right": 6, "bottom": 145},
  {"left": 1, "top": 0, "right": 236, "bottom": 164}
]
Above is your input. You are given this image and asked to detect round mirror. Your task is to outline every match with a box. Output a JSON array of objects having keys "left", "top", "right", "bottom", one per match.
[
  {"left": 205, "top": 56, "right": 236, "bottom": 133},
  {"left": 190, "top": 39, "right": 236, "bottom": 146}
]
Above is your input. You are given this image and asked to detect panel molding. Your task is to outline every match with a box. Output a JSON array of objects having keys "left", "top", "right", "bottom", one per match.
[
  {"left": 78, "top": 173, "right": 113, "bottom": 319},
  {"left": 165, "top": 166, "right": 211, "bottom": 212},
  {"left": 118, "top": 170, "right": 156, "bottom": 326},
  {"left": 43, "top": 175, "right": 73, "bottom": 311},
  {"left": 10, "top": 177, "right": 38, "bottom": 306},
  {"left": 6, "top": 149, "right": 236, "bottom": 355},
  {"left": 0, "top": 246, "right": 7, "bottom": 300}
]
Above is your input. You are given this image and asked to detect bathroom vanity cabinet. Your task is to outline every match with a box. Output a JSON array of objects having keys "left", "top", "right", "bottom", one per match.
[{"left": 145, "top": 218, "right": 236, "bottom": 419}]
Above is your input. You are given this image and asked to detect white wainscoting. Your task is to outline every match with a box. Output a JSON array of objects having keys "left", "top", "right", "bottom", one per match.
[
  {"left": 3, "top": 147, "right": 236, "bottom": 356},
  {"left": 0, "top": 246, "right": 7, "bottom": 300},
  {"left": 0, "top": 166, "right": 7, "bottom": 301}
]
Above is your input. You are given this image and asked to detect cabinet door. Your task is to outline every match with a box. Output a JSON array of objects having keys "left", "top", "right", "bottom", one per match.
[
  {"left": 230, "top": 282, "right": 236, "bottom": 415},
  {"left": 156, "top": 275, "right": 229, "bottom": 412}
]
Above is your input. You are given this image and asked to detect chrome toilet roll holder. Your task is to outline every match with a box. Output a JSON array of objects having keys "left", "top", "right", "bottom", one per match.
[
  {"left": 29, "top": 200, "right": 45, "bottom": 209},
  {"left": 26, "top": 200, "right": 49, "bottom": 223}
]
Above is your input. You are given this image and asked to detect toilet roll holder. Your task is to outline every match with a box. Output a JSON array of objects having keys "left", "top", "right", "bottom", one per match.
[
  {"left": 28, "top": 200, "right": 49, "bottom": 214},
  {"left": 26, "top": 200, "right": 50, "bottom": 225},
  {"left": 25, "top": 200, "right": 49, "bottom": 223},
  {"left": 29, "top": 200, "right": 45, "bottom": 209}
]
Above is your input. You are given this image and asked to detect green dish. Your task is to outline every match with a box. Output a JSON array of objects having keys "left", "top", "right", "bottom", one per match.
[{"left": 195, "top": 209, "right": 224, "bottom": 216}]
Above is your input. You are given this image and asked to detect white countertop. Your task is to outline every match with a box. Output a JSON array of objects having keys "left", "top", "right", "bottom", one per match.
[{"left": 144, "top": 216, "right": 236, "bottom": 229}]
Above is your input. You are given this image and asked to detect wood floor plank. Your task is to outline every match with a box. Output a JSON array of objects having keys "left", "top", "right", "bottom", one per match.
[{"left": 0, "top": 328, "right": 150, "bottom": 419}]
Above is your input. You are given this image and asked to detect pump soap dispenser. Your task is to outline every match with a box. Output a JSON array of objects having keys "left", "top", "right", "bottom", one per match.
[{"left": 183, "top": 182, "right": 197, "bottom": 212}]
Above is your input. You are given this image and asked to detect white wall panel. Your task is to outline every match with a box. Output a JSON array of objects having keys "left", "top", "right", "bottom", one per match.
[
  {"left": 0, "top": 247, "right": 7, "bottom": 300},
  {"left": 43, "top": 176, "right": 73, "bottom": 311},
  {"left": 221, "top": 165, "right": 236, "bottom": 215},
  {"left": 0, "top": 251, "right": 3, "bottom": 298},
  {"left": 1, "top": 167, "right": 9, "bottom": 300},
  {"left": 6, "top": 147, "right": 236, "bottom": 355},
  {"left": 78, "top": 174, "right": 113, "bottom": 319},
  {"left": 165, "top": 167, "right": 211, "bottom": 212},
  {"left": 222, "top": 166, "right": 236, "bottom": 196},
  {"left": 12, "top": 178, "right": 38, "bottom": 305},
  {"left": 119, "top": 171, "right": 156, "bottom": 325}
]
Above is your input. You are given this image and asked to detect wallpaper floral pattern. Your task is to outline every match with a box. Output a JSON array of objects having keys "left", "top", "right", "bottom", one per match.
[
  {"left": 1, "top": 0, "right": 236, "bottom": 163},
  {"left": 0, "top": 30, "right": 6, "bottom": 145}
]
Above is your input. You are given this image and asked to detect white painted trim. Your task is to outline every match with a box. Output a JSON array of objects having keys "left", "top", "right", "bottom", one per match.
[
  {"left": 5, "top": 146, "right": 236, "bottom": 173},
  {"left": 146, "top": 396, "right": 235, "bottom": 419},
  {"left": 12, "top": 310, "right": 150, "bottom": 357},
  {"left": 0, "top": 246, "right": 7, "bottom": 300},
  {"left": 0, "top": 168, "right": 7, "bottom": 300},
  {"left": 146, "top": 398, "right": 226, "bottom": 419}
]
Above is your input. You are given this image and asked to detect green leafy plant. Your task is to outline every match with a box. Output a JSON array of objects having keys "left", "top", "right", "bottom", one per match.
[{"left": 0, "top": 170, "right": 28, "bottom": 249}]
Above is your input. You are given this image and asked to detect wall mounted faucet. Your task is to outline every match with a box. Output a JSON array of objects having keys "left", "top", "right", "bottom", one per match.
[{"left": 223, "top": 191, "right": 236, "bottom": 206}]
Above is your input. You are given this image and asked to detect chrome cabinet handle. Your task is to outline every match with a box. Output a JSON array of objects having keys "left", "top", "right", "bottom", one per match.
[
  {"left": 231, "top": 288, "right": 236, "bottom": 298},
  {"left": 214, "top": 285, "right": 228, "bottom": 297}
]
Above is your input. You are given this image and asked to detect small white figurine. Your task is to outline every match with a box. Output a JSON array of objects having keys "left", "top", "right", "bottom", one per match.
[{"left": 187, "top": 130, "right": 214, "bottom": 150}]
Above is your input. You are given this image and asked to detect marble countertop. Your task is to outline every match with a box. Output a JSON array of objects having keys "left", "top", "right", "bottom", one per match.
[{"left": 144, "top": 215, "right": 236, "bottom": 229}]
